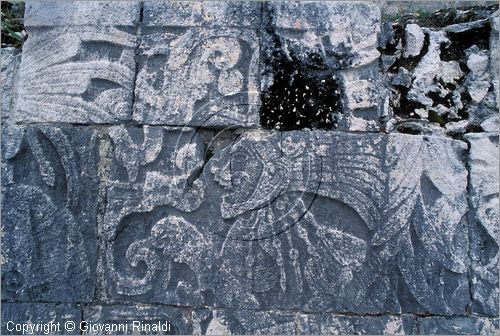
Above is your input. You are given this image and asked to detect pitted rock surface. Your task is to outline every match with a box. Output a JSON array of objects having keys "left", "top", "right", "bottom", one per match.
[{"left": 1, "top": 1, "right": 498, "bottom": 335}]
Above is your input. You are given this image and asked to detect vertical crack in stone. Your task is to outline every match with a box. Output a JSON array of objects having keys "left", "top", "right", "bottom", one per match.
[
  {"left": 463, "top": 137, "right": 476, "bottom": 315},
  {"left": 130, "top": 1, "right": 144, "bottom": 120},
  {"left": 259, "top": 4, "right": 341, "bottom": 131},
  {"left": 94, "top": 129, "right": 113, "bottom": 302}
]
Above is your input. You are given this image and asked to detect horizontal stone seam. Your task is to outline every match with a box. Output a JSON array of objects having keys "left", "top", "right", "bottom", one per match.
[{"left": 2, "top": 301, "right": 498, "bottom": 319}]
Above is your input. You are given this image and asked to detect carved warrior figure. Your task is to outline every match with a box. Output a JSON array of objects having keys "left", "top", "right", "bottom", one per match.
[{"left": 209, "top": 132, "right": 368, "bottom": 306}]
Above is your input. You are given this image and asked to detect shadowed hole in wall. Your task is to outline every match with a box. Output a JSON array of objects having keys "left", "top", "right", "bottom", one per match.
[{"left": 259, "top": 13, "right": 342, "bottom": 130}]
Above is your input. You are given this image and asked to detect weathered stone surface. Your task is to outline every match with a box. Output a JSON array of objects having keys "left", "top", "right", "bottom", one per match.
[
  {"left": 466, "top": 132, "right": 499, "bottom": 316},
  {"left": 105, "top": 130, "right": 469, "bottom": 314},
  {"left": 1, "top": 303, "right": 81, "bottom": 335},
  {"left": 1, "top": 126, "right": 98, "bottom": 302},
  {"left": 298, "top": 314, "right": 417, "bottom": 335},
  {"left": 1, "top": 47, "right": 21, "bottom": 124},
  {"left": 24, "top": 1, "right": 140, "bottom": 26},
  {"left": 83, "top": 305, "right": 191, "bottom": 335},
  {"left": 403, "top": 24, "right": 425, "bottom": 58},
  {"left": 261, "top": 2, "right": 382, "bottom": 131},
  {"left": 418, "top": 317, "right": 499, "bottom": 335},
  {"left": 134, "top": 27, "right": 260, "bottom": 126},
  {"left": 143, "top": 1, "right": 261, "bottom": 28},
  {"left": 15, "top": 2, "right": 138, "bottom": 123},
  {"left": 193, "top": 309, "right": 295, "bottom": 335},
  {"left": 269, "top": 1, "right": 381, "bottom": 67}
]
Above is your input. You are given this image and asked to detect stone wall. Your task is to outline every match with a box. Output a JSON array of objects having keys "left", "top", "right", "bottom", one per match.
[{"left": 1, "top": 1, "right": 498, "bottom": 335}]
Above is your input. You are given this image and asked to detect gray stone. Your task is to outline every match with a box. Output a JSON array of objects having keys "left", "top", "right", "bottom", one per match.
[
  {"left": 1, "top": 303, "right": 81, "bottom": 335},
  {"left": 133, "top": 27, "right": 260, "bottom": 126},
  {"left": 381, "top": 54, "right": 397, "bottom": 72},
  {"left": 418, "top": 317, "right": 499, "bottom": 335},
  {"left": 105, "top": 130, "right": 470, "bottom": 314},
  {"left": 490, "top": 11, "right": 499, "bottom": 109},
  {"left": 24, "top": 1, "right": 141, "bottom": 26},
  {"left": 1, "top": 47, "right": 21, "bottom": 125},
  {"left": 193, "top": 309, "right": 295, "bottom": 335},
  {"left": 480, "top": 115, "right": 499, "bottom": 132},
  {"left": 15, "top": 3, "right": 138, "bottom": 123},
  {"left": 403, "top": 23, "right": 425, "bottom": 58},
  {"left": 83, "top": 305, "right": 192, "bottom": 335},
  {"left": 1, "top": 126, "right": 98, "bottom": 302},
  {"left": 143, "top": 1, "right": 261, "bottom": 28},
  {"left": 391, "top": 67, "right": 412, "bottom": 88},
  {"left": 298, "top": 314, "right": 417, "bottom": 335},
  {"left": 267, "top": 2, "right": 381, "bottom": 68},
  {"left": 466, "top": 133, "right": 499, "bottom": 316},
  {"left": 379, "top": 21, "right": 395, "bottom": 50}
]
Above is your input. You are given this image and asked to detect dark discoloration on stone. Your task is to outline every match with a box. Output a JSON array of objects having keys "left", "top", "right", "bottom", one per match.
[{"left": 1, "top": 126, "right": 98, "bottom": 302}]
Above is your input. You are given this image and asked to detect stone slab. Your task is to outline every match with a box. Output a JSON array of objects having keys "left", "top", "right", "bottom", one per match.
[
  {"left": 24, "top": 1, "right": 141, "bottom": 27},
  {"left": 1, "top": 126, "right": 98, "bottom": 302},
  {"left": 1, "top": 47, "right": 21, "bottom": 125},
  {"left": 104, "top": 130, "right": 470, "bottom": 315},
  {"left": 143, "top": 1, "right": 261, "bottom": 28},
  {"left": 466, "top": 132, "right": 499, "bottom": 316},
  {"left": 266, "top": 1, "right": 381, "bottom": 68},
  {"left": 298, "top": 314, "right": 417, "bottom": 335},
  {"left": 15, "top": 9, "right": 138, "bottom": 123},
  {"left": 83, "top": 305, "right": 192, "bottom": 335},
  {"left": 133, "top": 27, "right": 260, "bottom": 126},
  {"left": 193, "top": 309, "right": 295, "bottom": 335},
  {"left": 1, "top": 303, "right": 81, "bottom": 335},
  {"left": 418, "top": 317, "right": 499, "bottom": 335}
]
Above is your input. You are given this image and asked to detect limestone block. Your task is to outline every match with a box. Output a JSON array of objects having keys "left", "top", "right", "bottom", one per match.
[
  {"left": 104, "top": 130, "right": 470, "bottom": 315},
  {"left": 1, "top": 48, "right": 21, "bottom": 124},
  {"left": 298, "top": 314, "right": 417, "bottom": 335},
  {"left": 418, "top": 317, "right": 499, "bottom": 335},
  {"left": 15, "top": 1, "right": 139, "bottom": 123},
  {"left": 1, "top": 126, "right": 98, "bottom": 302},
  {"left": 466, "top": 132, "right": 499, "bottom": 316},
  {"left": 193, "top": 309, "right": 295, "bottom": 335},
  {"left": 134, "top": 27, "right": 260, "bottom": 126},
  {"left": 83, "top": 305, "right": 192, "bottom": 334}
]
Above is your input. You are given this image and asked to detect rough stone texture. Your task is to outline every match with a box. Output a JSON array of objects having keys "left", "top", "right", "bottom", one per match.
[
  {"left": 1, "top": 126, "right": 98, "bottom": 302},
  {"left": 3, "top": 2, "right": 499, "bottom": 335},
  {"left": 15, "top": 1, "right": 139, "bottom": 123},
  {"left": 84, "top": 305, "right": 192, "bottom": 334},
  {"left": 418, "top": 317, "right": 499, "bottom": 335},
  {"left": 193, "top": 309, "right": 295, "bottom": 335},
  {"left": 466, "top": 132, "right": 499, "bottom": 316},
  {"left": 134, "top": 1, "right": 260, "bottom": 127},
  {"left": 261, "top": 2, "right": 382, "bottom": 131},
  {"left": 403, "top": 23, "right": 425, "bottom": 58},
  {"left": 1, "top": 47, "right": 21, "bottom": 125},
  {"left": 105, "top": 130, "right": 470, "bottom": 315},
  {"left": 1, "top": 303, "right": 81, "bottom": 335},
  {"left": 298, "top": 314, "right": 417, "bottom": 335}
]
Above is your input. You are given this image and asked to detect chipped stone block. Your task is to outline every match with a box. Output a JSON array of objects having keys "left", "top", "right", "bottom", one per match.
[
  {"left": 418, "top": 317, "right": 499, "bottom": 335},
  {"left": 24, "top": 1, "right": 141, "bottom": 26},
  {"left": 83, "top": 305, "right": 192, "bottom": 335},
  {"left": 15, "top": 2, "right": 138, "bottom": 124},
  {"left": 466, "top": 132, "right": 499, "bottom": 316},
  {"left": 143, "top": 1, "right": 261, "bottom": 28},
  {"left": 193, "top": 309, "right": 295, "bottom": 335},
  {"left": 133, "top": 26, "right": 260, "bottom": 126},
  {"left": 105, "top": 130, "right": 469, "bottom": 315},
  {"left": 298, "top": 314, "right": 417, "bottom": 335},
  {"left": 1, "top": 126, "right": 98, "bottom": 302},
  {"left": 269, "top": 1, "right": 381, "bottom": 67},
  {"left": 261, "top": 2, "right": 382, "bottom": 130},
  {"left": 1, "top": 303, "right": 81, "bottom": 335},
  {"left": 1, "top": 48, "right": 21, "bottom": 125}
]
